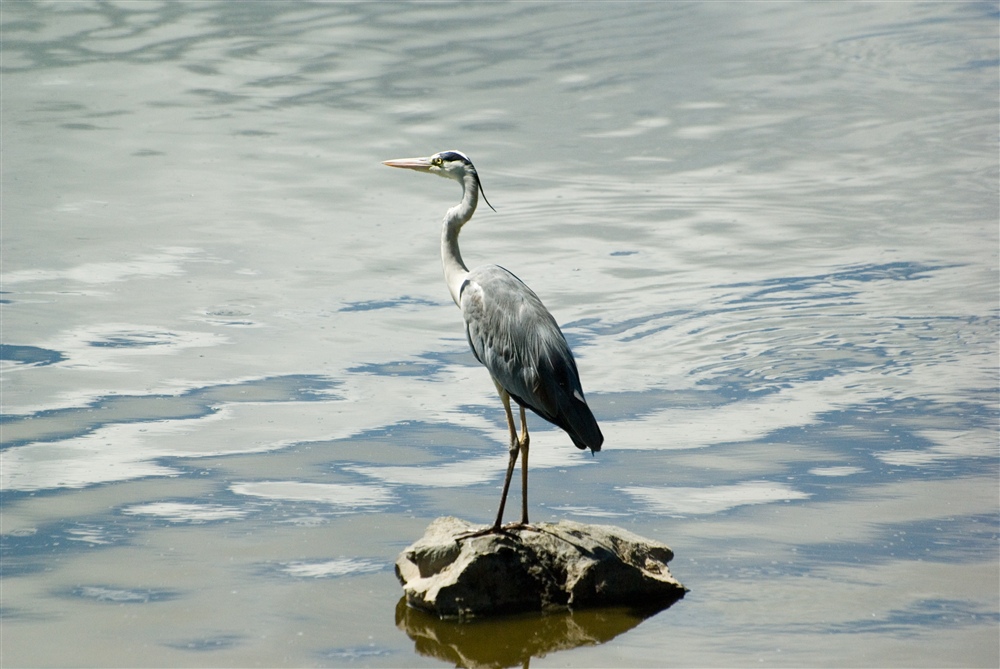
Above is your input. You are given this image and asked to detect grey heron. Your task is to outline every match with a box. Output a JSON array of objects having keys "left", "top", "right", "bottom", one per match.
[{"left": 383, "top": 150, "right": 603, "bottom": 534}]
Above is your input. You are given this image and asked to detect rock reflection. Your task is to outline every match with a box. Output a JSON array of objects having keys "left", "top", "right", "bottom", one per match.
[{"left": 395, "top": 598, "right": 674, "bottom": 669}]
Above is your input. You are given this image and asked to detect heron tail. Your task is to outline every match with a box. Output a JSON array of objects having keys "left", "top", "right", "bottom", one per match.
[
  {"left": 565, "top": 403, "right": 603, "bottom": 453},
  {"left": 535, "top": 351, "right": 603, "bottom": 453}
]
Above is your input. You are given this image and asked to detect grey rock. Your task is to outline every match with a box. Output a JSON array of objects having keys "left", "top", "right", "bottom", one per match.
[{"left": 395, "top": 517, "right": 686, "bottom": 619}]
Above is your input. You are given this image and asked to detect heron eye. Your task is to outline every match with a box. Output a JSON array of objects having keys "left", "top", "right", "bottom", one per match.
[{"left": 432, "top": 157, "right": 443, "bottom": 166}]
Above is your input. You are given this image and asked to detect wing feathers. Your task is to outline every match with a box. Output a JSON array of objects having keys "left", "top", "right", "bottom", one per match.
[{"left": 461, "top": 265, "right": 603, "bottom": 452}]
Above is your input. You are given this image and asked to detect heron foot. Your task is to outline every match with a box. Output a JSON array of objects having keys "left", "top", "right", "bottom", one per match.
[{"left": 454, "top": 522, "right": 536, "bottom": 543}]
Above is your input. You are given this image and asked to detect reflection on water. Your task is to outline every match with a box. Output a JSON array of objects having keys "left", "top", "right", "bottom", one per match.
[
  {"left": 2, "top": 1, "right": 997, "bottom": 667},
  {"left": 396, "top": 598, "right": 673, "bottom": 669}
]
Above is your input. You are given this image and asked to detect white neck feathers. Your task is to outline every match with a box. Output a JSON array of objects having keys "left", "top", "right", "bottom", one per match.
[{"left": 441, "top": 171, "right": 480, "bottom": 305}]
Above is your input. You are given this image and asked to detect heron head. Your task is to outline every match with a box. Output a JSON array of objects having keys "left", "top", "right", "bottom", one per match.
[{"left": 383, "top": 150, "right": 495, "bottom": 211}]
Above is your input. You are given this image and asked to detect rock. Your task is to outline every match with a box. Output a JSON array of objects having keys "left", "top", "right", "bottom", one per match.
[{"left": 395, "top": 517, "right": 686, "bottom": 619}]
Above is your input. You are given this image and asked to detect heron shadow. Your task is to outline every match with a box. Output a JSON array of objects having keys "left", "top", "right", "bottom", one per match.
[{"left": 395, "top": 596, "right": 678, "bottom": 669}]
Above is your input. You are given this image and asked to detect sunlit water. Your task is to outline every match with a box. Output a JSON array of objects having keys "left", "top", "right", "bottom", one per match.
[{"left": 2, "top": 2, "right": 997, "bottom": 667}]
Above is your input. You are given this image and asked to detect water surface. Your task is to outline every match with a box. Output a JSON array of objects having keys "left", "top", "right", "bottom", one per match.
[{"left": 2, "top": 2, "right": 997, "bottom": 667}]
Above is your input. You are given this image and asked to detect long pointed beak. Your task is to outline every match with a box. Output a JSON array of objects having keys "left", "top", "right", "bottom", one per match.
[{"left": 382, "top": 157, "right": 433, "bottom": 171}]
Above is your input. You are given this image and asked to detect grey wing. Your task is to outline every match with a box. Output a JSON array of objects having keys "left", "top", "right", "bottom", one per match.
[{"left": 460, "top": 265, "right": 603, "bottom": 452}]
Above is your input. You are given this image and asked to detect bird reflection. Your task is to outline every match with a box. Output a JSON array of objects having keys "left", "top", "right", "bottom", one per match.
[{"left": 395, "top": 597, "right": 677, "bottom": 669}]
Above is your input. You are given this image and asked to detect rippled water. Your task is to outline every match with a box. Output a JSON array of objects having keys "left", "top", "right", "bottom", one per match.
[{"left": 2, "top": 2, "right": 997, "bottom": 667}]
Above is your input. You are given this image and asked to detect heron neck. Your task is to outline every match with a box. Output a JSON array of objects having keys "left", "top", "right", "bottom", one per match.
[{"left": 441, "top": 173, "right": 478, "bottom": 305}]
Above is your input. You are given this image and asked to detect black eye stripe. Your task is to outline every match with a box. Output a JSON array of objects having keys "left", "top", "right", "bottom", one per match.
[{"left": 438, "top": 151, "right": 471, "bottom": 165}]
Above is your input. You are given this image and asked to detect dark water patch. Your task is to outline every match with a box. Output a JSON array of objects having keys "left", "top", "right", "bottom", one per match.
[
  {"left": 0, "top": 344, "right": 66, "bottom": 367},
  {"left": 164, "top": 633, "right": 246, "bottom": 652},
  {"left": 334, "top": 419, "right": 501, "bottom": 463},
  {"left": 787, "top": 398, "right": 999, "bottom": 477},
  {"left": 0, "top": 374, "right": 341, "bottom": 449},
  {"left": 459, "top": 119, "right": 520, "bottom": 132},
  {"left": 587, "top": 387, "right": 714, "bottom": 422},
  {"left": 60, "top": 122, "right": 109, "bottom": 131},
  {"left": 563, "top": 328, "right": 600, "bottom": 353},
  {"left": 29, "top": 100, "right": 86, "bottom": 113},
  {"left": 0, "top": 605, "right": 51, "bottom": 622},
  {"left": 319, "top": 645, "right": 395, "bottom": 661},
  {"left": 718, "top": 261, "right": 950, "bottom": 294},
  {"left": 2, "top": 519, "right": 137, "bottom": 575},
  {"left": 827, "top": 598, "right": 1000, "bottom": 636},
  {"left": 187, "top": 87, "right": 245, "bottom": 105},
  {"left": 246, "top": 73, "right": 308, "bottom": 89},
  {"left": 419, "top": 344, "right": 480, "bottom": 369},
  {"left": 232, "top": 128, "right": 277, "bottom": 136},
  {"left": 705, "top": 368, "right": 844, "bottom": 403},
  {"left": 200, "top": 306, "right": 256, "bottom": 326},
  {"left": 348, "top": 359, "right": 443, "bottom": 377},
  {"left": 952, "top": 58, "right": 1000, "bottom": 72},
  {"left": 698, "top": 312, "right": 997, "bottom": 402},
  {"left": 1, "top": 557, "right": 51, "bottom": 579},
  {"left": 88, "top": 331, "right": 177, "bottom": 348},
  {"left": 65, "top": 585, "right": 180, "bottom": 604},
  {"left": 567, "top": 310, "right": 688, "bottom": 340},
  {"left": 338, "top": 295, "right": 441, "bottom": 312},
  {"left": 796, "top": 513, "right": 1000, "bottom": 568}
]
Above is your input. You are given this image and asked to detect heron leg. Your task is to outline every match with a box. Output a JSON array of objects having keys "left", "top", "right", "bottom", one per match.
[
  {"left": 490, "top": 385, "right": 520, "bottom": 532},
  {"left": 518, "top": 405, "right": 530, "bottom": 525}
]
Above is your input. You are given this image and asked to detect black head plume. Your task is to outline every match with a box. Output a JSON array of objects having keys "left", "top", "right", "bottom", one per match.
[{"left": 475, "top": 172, "right": 496, "bottom": 213}]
